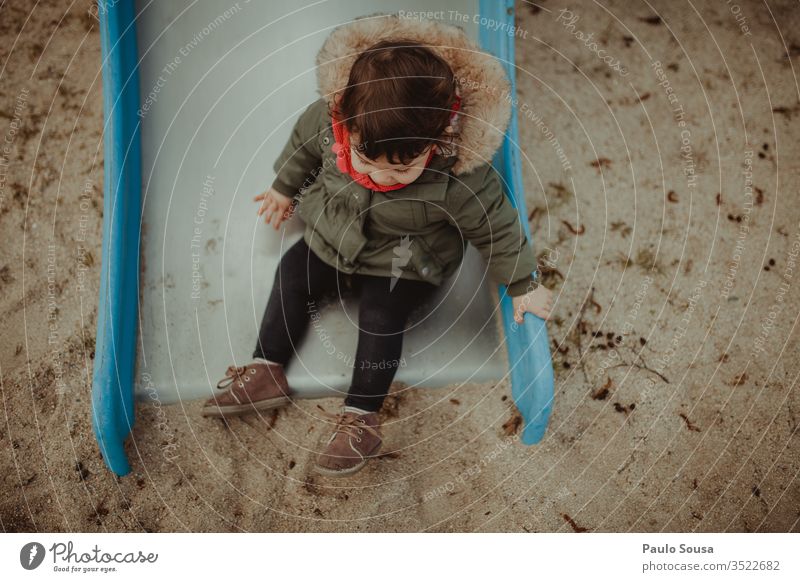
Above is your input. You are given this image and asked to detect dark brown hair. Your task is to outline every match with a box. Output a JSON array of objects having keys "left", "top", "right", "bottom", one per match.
[{"left": 334, "top": 39, "right": 459, "bottom": 165}]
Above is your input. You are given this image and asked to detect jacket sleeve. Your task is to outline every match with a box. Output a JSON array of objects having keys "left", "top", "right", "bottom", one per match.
[
  {"left": 270, "top": 98, "right": 327, "bottom": 197},
  {"left": 446, "top": 167, "right": 539, "bottom": 297}
]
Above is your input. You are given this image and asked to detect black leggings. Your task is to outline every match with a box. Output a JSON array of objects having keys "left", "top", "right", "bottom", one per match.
[{"left": 253, "top": 237, "right": 438, "bottom": 412}]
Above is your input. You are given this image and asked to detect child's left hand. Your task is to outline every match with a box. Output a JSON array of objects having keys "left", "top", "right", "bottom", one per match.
[{"left": 512, "top": 285, "right": 554, "bottom": 322}]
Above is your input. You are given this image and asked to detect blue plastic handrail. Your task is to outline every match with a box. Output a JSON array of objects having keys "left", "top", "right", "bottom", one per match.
[
  {"left": 478, "top": 0, "right": 554, "bottom": 444},
  {"left": 92, "top": 0, "right": 141, "bottom": 476}
]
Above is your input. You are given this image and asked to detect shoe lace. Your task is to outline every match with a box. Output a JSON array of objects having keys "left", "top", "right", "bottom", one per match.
[
  {"left": 316, "top": 405, "right": 380, "bottom": 441},
  {"left": 216, "top": 365, "right": 248, "bottom": 390}
]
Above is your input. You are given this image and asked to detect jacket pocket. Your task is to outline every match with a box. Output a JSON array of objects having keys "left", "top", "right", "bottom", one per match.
[
  {"left": 298, "top": 190, "right": 367, "bottom": 270},
  {"left": 407, "top": 200, "right": 429, "bottom": 228},
  {"left": 371, "top": 197, "right": 429, "bottom": 231},
  {"left": 409, "top": 235, "right": 445, "bottom": 285}
]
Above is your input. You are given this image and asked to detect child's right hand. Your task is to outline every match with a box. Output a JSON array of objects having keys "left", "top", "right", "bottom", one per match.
[
  {"left": 512, "top": 284, "right": 554, "bottom": 322},
  {"left": 254, "top": 187, "right": 295, "bottom": 230}
]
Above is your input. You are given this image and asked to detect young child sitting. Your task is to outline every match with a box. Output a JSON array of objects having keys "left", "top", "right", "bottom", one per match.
[{"left": 202, "top": 15, "right": 554, "bottom": 477}]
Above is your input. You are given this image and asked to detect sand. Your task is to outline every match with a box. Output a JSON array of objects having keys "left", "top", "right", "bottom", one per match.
[{"left": 1, "top": 0, "right": 798, "bottom": 532}]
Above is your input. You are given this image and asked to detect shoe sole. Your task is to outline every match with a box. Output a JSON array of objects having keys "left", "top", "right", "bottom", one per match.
[
  {"left": 201, "top": 395, "right": 291, "bottom": 417},
  {"left": 313, "top": 442, "right": 382, "bottom": 478}
]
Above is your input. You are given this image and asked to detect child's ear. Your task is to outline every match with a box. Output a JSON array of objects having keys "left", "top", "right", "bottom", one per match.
[{"left": 333, "top": 92, "right": 343, "bottom": 108}]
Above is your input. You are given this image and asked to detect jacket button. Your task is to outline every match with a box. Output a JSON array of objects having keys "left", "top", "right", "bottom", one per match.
[
  {"left": 322, "top": 136, "right": 330, "bottom": 145},
  {"left": 420, "top": 266, "right": 431, "bottom": 277}
]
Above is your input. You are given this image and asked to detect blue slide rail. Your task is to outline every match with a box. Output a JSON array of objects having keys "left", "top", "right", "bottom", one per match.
[
  {"left": 92, "top": 0, "right": 141, "bottom": 476},
  {"left": 479, "top": 0, "right": 554, "bottom": 444},
  {"left": 91, "top": 0, "right": 552, "bottom": 475}
]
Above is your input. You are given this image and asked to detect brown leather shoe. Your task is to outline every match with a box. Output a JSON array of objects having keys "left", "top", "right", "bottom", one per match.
[
  {"left": 314, "top": 408, "right": 382, "bottom": 477},
  {"left": 201, "top": 361, "right": 291, "bottom": 417}
]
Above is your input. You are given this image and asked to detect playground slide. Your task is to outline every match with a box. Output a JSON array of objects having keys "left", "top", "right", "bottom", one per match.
[{"left": 93, "top": 0, "right": 553, "bottom": 476}]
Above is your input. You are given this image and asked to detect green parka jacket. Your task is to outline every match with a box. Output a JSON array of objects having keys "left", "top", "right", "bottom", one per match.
[{"left": 270, "top": 16, "right": 539, "bottom": 297}]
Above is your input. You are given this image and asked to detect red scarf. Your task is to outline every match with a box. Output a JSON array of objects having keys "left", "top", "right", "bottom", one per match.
[{"left": 330, "top": 96, "right": 461, "bottom": 192}]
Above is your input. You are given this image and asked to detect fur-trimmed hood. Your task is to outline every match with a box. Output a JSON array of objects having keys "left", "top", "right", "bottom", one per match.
[{"left": 315, "top": 14, "right": 511, "bottom": 176}]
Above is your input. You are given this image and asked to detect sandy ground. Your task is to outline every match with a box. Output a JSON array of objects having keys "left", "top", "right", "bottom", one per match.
[{"left": 1, "top": 0, "right": 799, "bottom": 532}]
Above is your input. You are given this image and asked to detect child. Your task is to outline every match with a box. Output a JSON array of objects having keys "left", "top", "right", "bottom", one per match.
[{"left": 202, "top": 16, "right": 554, "bottom": 477}]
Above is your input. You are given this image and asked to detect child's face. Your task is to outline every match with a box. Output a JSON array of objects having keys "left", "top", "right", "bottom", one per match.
[{"left": 349, "top": 138, "right": 431, "bottom": 187}]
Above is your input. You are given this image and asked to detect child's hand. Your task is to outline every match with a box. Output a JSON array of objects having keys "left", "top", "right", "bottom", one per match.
[
  {"left": 254, "top": 187, "right": 295, "bottom": 230},
  {"left": 512, "top": 285, "right": 554, "bottom": 322}
]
